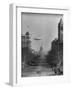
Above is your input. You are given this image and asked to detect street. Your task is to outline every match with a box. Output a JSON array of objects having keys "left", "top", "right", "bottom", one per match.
[{"left": 22, "top": 65, "right": 55, "bottom": 77}]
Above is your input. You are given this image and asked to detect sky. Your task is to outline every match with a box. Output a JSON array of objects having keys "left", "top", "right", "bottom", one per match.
[{"left": 21, "top": 13, "right": 63, "bottom": 54}]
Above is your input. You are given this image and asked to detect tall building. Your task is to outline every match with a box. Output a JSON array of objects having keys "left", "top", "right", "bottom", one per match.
[
  {"left": 58, "top": 18, "right": 63, "bottom": 42},
  {"left": 21, "top": 32, "right": 32, "bottom": 64},
  {"left": 39, "top": 45, "right": 44, "bottom": 57},
  {"left": 48, "top": 18, "right": 63, "bottom": 68},
  {"left": 22, "top": 32, "right": 31, "bottom": 48}
]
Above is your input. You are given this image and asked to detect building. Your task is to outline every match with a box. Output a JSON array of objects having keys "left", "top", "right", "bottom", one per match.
[
  {"left": 52, "top": 18, "right": 63, "bottom": 49},
  {"left": 39, "top": 45, "right": 44, "bottom": 58},
  {"left": 21, "top": 32, "right": 31, "bottom": 48},
  {"left": 21, "top": 32, "right": 32, "bottom": 64},
  {"left": 47, "top": 18, "right": 63, "bottom": 70},
  {"left": 58, "top": 18, "right": 63, "bottom": 42}
]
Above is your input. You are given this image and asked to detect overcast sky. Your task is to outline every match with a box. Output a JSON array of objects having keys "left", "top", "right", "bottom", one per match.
[{"left": 21, "top": 13, "right": 63, "bottom": 53}]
